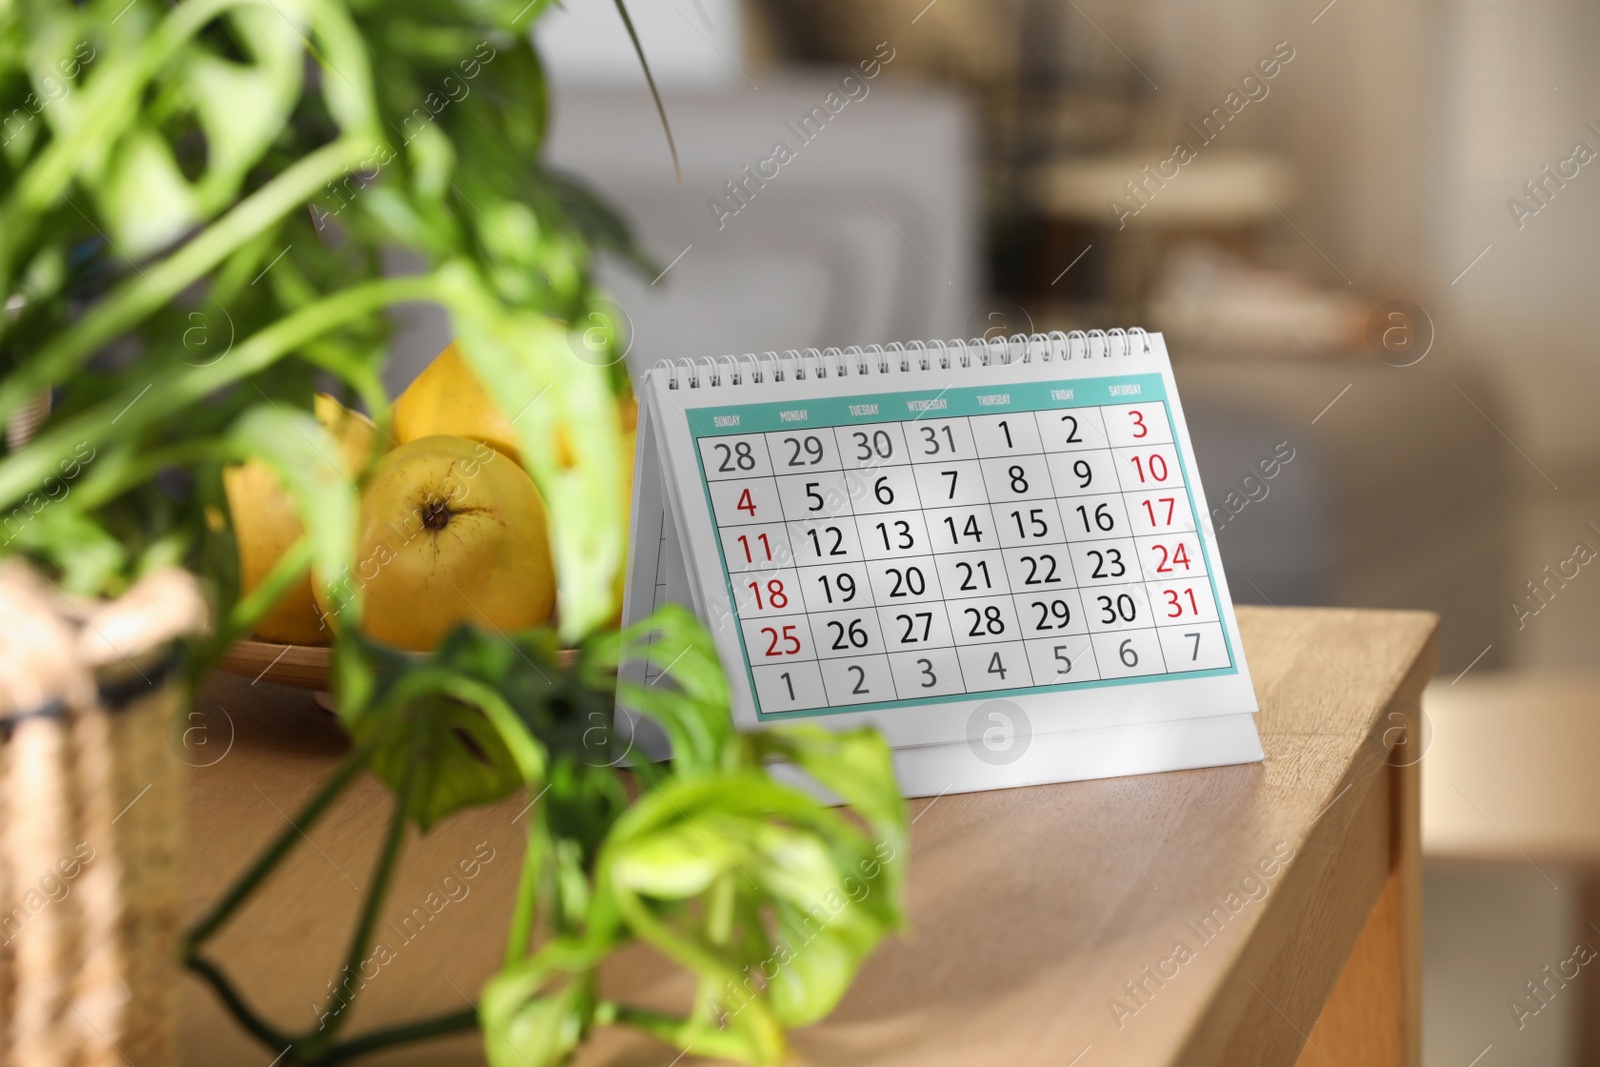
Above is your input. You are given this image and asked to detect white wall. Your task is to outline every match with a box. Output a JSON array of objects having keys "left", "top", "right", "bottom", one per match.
[
  {"left": 1428, "top": 0, "right": 1600, "bottom": 461},
  {"left": 533, "top": 0, "right": 746, "bottom": 89}
]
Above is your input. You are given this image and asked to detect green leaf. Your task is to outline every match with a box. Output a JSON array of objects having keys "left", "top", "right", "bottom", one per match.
[
  {"left": 595, "top": 605, "right": 733, "bottom": 775},
  {"left": 541, "top": 757, "right": 628, "bottom": 875},
  {"left": 332, "top": 627, "right": 550, "bottom": 830},
  {"left": 611, "top": 823, "right": 728, "bottom": 898},
  {"left": 540, "top": 167, "right": 659, "bottom": 276},
  {"left": 186, "top": 6, "right": 303, "bottom": 211},
  {"left": 365, "top": 691, "right": 524, "bottom": 832},
  {"left": 226, "top": 403, "right": 359, "bottom": 623},
  {"left": 745, "top": 818, "right": 849, "bottom": 907},
  {"left": 747, "top": 725, "right": 909, "bottom": 872},
  {"left": 434, "top": 271, "right": 625, "bottom": 640},
  {"left": 479, "top": 942, "right": 600, "bottom": 1067},
  {"left": 97, "top": 129, "right": 199, "bottom": 258},
  {"left": 3, "top": 504, "right": 126, "bottom": 595},
  {"left": 294, "top": 0, "right": 382, "bottom": 140},
  {"left": 592, "top": 725, "right": 909, "bottom": 1043},
  {"left": 763, "top": 918, "right": 856, "bottom": 1025},
  {"left": 406, "top": 119, "right": 455, "bottom": 204}
]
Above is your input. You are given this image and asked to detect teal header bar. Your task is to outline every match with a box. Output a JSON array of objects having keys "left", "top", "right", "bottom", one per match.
[{"left": 686, "top": 373, "right": 1169, "bottom": 436}]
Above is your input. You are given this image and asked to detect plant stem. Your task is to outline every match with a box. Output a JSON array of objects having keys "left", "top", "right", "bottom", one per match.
[
  {"left": 70, "top": 439, "right": 225, "bottom": 512},
  {"left": 183, "top": 535, "right": 316, "bottom": 685},
  {"left": 608, "top": 0, "right": 680, "bottom": 183},
  {"left": 185, "top": 741, "right": 372, "bottom": 951},
  {"left": 0, "top": 274, "right": 441, "bottom": 510},
  {"left": 228, "top": 537, "right": 314, "bottom": 638},
  {"left": 183, "top": 731, "right": 450, "bottom": 1067},
  {"left": 185, "top": 954, "right": 296, "bottom": 1051},
  {"left": 305, "top": 716, "right": 420, "bottom": 1048},
  {"left": 607, "top": 1003, "right": 688, "bottom": 1043},
  {"left": 0, "top": 136, "right": 372, "bottom": 421},
  {"left": 304, "top": 1009, "right": 478, "bottom": 1066},
  {"left": 6, "top": 0, "right": 285, "bottom": 226},
  {"left": 504, "top": 816, "right": 545, "bottom": 967}
]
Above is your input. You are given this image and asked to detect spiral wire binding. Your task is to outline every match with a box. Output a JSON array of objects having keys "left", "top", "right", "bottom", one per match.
[{"left": 655, "top": 327, "right": 1150, "bottom": 389}]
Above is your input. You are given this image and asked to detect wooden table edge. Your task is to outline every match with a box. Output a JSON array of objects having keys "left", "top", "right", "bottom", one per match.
[{"left": 1182, "top": 609, "right": 1436, "bottom": 1067}]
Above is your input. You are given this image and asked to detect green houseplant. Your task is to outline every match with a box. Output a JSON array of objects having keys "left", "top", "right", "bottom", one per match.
[{"left": 0, "top": 1, "right": 908, "bottom": 1064}]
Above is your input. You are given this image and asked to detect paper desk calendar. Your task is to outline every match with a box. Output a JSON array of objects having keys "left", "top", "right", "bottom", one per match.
[{"left": 622, "top": 329, "right": 1263, "bottom": 797}]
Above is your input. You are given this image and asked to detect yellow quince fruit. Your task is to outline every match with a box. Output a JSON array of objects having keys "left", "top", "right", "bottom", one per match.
[
  {"left": 315, "top": 435, "right": 556, "bottom": 651},
  {"left": 223, "top": 393, "right": 377, "bottom": 645},
  {"left": 394, "top": 341, "right": 528, "bottom": 462}
]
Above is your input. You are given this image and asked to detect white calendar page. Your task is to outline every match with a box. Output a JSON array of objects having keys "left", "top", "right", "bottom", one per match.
[{"left": 630, "top": 334, "right": 1259, "bottom": 754}]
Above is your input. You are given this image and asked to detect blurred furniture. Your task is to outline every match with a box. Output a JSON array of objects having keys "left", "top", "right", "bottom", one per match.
[
  {"left": 1028, "top": 152, "right": 1297, "bottom": 229},
  {"left": 1424, "top": 673, "right": 1600, "bottom": 864},
  {"left": 751, "top": 0, "right": 1026, "bottom": 146},
  {"left": 383, "top": 79, "right": 979, "bottom": 396},
  {"left": 1174, "top": 357, "right": 1516, "bottom": 676},
  {"left": 754, "top": 0, "right": 1159, "bottom": 304},
  {"left": 1423, "top": 672, "right": 1600, "bottom": 1065},
  {"left": 180, "top": 607, "right": 1435, "bottom": 1066},
  {"left": 1025, "top": 150, "right": 1296, "bottom": 314}
]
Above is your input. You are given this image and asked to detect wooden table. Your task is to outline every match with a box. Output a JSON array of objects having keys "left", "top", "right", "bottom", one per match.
[{"left": 179, "top": 606, "right": 1436, "bottom": 1066}]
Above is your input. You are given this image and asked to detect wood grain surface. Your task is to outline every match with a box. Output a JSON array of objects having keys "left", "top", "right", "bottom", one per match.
[
  {"left": 177, "top": 606, "right": 1436, "bottom": 1067},
  {"left": 215, "top": 640, "right": 334, "bottom": 690}
]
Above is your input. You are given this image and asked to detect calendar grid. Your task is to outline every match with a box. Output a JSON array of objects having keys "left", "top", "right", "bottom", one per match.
[{"left": 689, "top": 374, "right": 1237, "bottom": 720}]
